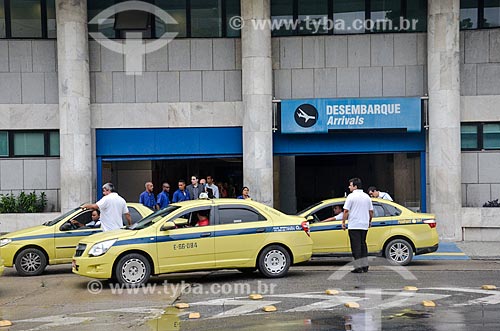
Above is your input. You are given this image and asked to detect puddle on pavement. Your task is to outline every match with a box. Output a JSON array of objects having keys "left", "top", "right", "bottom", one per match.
[
  {"left": 386, "top": 309, "right": 433, "bottom": 320},
  {"left": 148, "top": 307, "right": 181, "bottom": 331}
]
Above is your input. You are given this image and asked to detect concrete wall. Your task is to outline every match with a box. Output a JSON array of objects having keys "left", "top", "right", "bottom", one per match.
[
  {"left": 272, "top": 33, "right": 427, "bottom": 99},
  {"left": 89, "top": 39, "right": 242, "bottom": 104},
  {"left": 460, "top": 30, "right": 500, "bottom": 207},
  {"left": 462, "top": 207, "right": 500, "bottom": 241}
]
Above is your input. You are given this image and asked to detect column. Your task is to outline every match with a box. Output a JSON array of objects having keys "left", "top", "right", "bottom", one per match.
[
  {"left": 56, "top": 0, "right": 92, "bottom": 212},
  {"left": 427, "top": 0, "right": 462, "bottom": 240},
  {"left": 241, "top": 0, "right": 273, "bottom": 206}
]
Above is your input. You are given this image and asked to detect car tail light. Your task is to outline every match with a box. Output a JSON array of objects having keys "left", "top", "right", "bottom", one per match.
[
  {"left": 301, "top": 221, "right": 310, "bottom": 236},
  {"left": 423, "top": 219, "right": 437, "bottom": 228}
]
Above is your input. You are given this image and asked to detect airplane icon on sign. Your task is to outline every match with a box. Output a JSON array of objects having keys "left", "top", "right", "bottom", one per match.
[{"left": 297, "top": 108, "right": 316, "bottom": 123}]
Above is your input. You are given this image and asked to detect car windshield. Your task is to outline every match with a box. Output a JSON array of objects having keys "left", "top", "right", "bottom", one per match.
[
  {"left": 43, "top": 208, "right": 80, "bottom": 226},
  {"left": 127, "top": 206, "right": 181, "bottom": 230},
  {"left": 296, "top": 202, "right": 323, "bottom": 215}
]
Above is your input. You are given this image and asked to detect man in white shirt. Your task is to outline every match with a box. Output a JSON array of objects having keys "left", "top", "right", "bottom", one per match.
[
  {"left": 368, "top": 186, "right": 393, "bottom": 201},
  {"left": 205, "top": 175, "right": 220, "bottom": 198},
  {"left": 342, "top": 178, "right": 374, "bottom": 273},
  {"left": 82, "top": 183, "right": 131, "bottom": 232}
]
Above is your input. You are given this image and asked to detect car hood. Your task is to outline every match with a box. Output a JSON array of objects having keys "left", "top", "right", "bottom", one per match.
[
  {"left": 1, "top": 225, "right": 52, "bottom": 240},
  {"left": 78, "top": 228, "right": 141, "bottom": 245}
]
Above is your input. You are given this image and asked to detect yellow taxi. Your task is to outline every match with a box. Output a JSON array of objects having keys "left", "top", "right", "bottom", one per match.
[
  {"left": 72, "top": 199, "right": 313, "bottom": 285},
  {"left": 297, "top": 198, "right": 438, "bottom": 265},
  {"left": 0, "top": 203, "right": 152, "bottom": 276}
]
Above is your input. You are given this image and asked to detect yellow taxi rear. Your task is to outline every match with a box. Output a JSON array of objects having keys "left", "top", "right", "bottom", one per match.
[{"left": 298, "top": 198, "right": 438, "bottom": 265}]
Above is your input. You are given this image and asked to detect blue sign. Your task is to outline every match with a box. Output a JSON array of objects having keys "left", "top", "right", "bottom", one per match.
[{"left": 281, "top": 97, "right": 421, "bottom": 134}]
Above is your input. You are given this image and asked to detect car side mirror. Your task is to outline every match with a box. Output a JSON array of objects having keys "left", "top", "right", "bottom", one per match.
[
  {"left": 160, "top": 222, "right": 176, "bottom": 231},
  {"left": 306, "top": 215, "right": 315, "bottom": 223}
]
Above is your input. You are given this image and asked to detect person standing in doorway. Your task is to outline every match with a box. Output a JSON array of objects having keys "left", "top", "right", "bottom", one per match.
[
  {"left": 81, "top": 182, "right": 132, "bottom": 231},
  {"left": 172, "top": 179, "right": 190, "bottom": 202},
  {"left": 237, "top": 187, "right": 251, "bottom": 200},
  {"left": 187, "top": 175, "right": 204, "bottom": 200},
  {"left": 139, "top": 182, "right": 157, "bottom": 210},
  {"left": 157, "top": 181, "right": 171, "bottom": 209},
  {"left": 342, "top": 178, "right": 373, "bottom": 273},
  {"left": 205, "top": 175, "right": 220, "bottom": 198}
]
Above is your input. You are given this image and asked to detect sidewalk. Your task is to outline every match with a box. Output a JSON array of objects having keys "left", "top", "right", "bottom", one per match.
[{"left": 414, "top": 241, "right": 500, "bottom": 261}]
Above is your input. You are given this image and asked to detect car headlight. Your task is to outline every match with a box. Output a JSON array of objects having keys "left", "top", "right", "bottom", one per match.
[
  {"left": 0, "top": 238, "right": 12, "bottom": 247},
  {"left": 88, "top": 239, "right": 117, "bottom": 257}
]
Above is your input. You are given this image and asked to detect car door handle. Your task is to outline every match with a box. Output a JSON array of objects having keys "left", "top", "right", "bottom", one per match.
[
  {"left": 256, "top": 227, "right": 266, "bottom": 233},
  {"left": 200, "top": 232, "right": 211, "bottom": 238}
]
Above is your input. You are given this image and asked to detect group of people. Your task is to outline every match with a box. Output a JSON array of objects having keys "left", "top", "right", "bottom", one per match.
[{"left": 138, "top": 176, "right": 252, "bottom": 210}]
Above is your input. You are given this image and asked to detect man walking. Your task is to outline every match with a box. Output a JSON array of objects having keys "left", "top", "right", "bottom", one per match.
[
  {"left": 139, "top": 182, "right": 157, "bottom": 210},
  {"left": 82, "top": 182, "right": 131, "bottom": 231},
  {"left": 157, "top": 181, "right": 171, "bottom": 209},
  {"left": 342, "top": 178, "right": 373, "bottom": 273}
]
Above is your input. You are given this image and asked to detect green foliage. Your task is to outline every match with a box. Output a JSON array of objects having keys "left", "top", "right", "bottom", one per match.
[{"left": 0, "top": 191, "right": 47, "bottom": 213}]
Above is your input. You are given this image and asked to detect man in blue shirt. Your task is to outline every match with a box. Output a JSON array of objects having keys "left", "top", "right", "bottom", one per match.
[
  {"left": 157, "top": 181, "right": 171, "bottom": 209},
  {"left": 139, "top": 182, "right": 157, "bottom": 210},
  {"left": 172, "top": 179, "right": 190, "bottom": 202}
]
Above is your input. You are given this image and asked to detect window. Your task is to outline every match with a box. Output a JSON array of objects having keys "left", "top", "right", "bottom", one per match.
[
  {"left": 46, "top": 0, "right": 56, "bottom": 38},
  {"left": 88, "top": 0, "right": 117, "bottom": 39},
  {"left": 461, "top": 124, "right": 479, "bottom": 150},
  {"left": 298, "top": 0, "right": 329, "bottom": 35},
  {"left": 370, "top": 0, "right": 401, "bottom": 32},
  {"left": 460, "top": 0, "right": 478, "bottom": 29},
  {"left": 333, "top": 0, "right": 366, "bottom": 34},
  {"left": 0, "top": 130, "right": 59, "bottom": 158},
  {"left": 190, "top": 0, "right": 222, "bottom": 37},
  {"left": 373, "top": 204, "right": 385, "bottom": 218},
  {"left": 225, "top": 0, "right": 241, "bottom": 37},
  {"left": 14, "top": 132, "right": 45, "bottom": 156},
  {"left": 484, "top": 0, "right": 500, "bottom": 27},
  {"left": 461, "top": 123, "right": 500, "bottom": 151},
  {"left": 383, "top": 204, "right": 401, "bottom": 216},
  {"left": 218, "top": 207, "right": 266, "bottom": 224},
  {"left": 10, "top": 0, "right": 42, "bottom": 37},
  {"left": 0, "top": 131, "right": 8, "bottom": 156},
  {"left": 483, "top": 123, "right": 500, "bottom": 149},
  {"left": 155, "top": 0, "right": 187, "bottom": 38},
  {"left": 0, "top": 0, "right": 6, "bottom": 38},
  {"left": 406, "top": 0, "right": 427, "bottom": 32},
  {"left": 126, "top": 207, "right": 143, "bottom": 225},
  {"left": 271, "top": 0, "right": 294, "bottom": 36}
]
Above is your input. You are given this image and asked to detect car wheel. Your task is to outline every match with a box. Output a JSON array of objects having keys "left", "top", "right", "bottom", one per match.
[
  {"left": 385, "top": 239, "right": 413, "bottom": 266},
  {"left": 238, "top": 268, "right": 257, "bottom": 274},
  {"left": 115, "top": 253, "right": 151, "bottom": 286},
  {"left": 15, "top": 248, "right": 47, "bottom": 276},
  {"left": 258, "top": 245, "right": 291, "bottom": 278}
]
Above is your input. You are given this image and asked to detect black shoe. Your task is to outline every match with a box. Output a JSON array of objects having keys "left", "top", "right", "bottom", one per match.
[
  {"left": 351, "top": 268, "right": 363, "bottom": 273},
  {"left": 362, "top": 267, "right": 369, "bottom": 273}
]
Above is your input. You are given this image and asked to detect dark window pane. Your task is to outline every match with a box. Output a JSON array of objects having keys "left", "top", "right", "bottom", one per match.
[
  {"left": 225, "top": 0, "right": 241, "bottom": 37},
  {"left": 383, "top": 204, "right": 401, "bottom": 216},
  {"left": 371, "top": 0, "right": 401, "bottom": 33},
  {"left": 126, "top": 207, "right": 143, "bottom": 225},
  {"left": 191, "top": 0, "right": 222, "bottom": 37},
  {"left": 483, "top": 123, "right": 500, "bottom": 149},
  {"left": 155, "top": 0, "right": 187, "bottom": 38},
  {"left": 460, "top": 0, "right": 478, "bottom": 29},
  {"left": 47, "top": 0, "right": 56, "bottom": 38},
  {"left": 0, "top": 0, "right": 6, "bottom": 38},
  {"left": 88, "top": 0, "right": 117, "bottom": 39},
  {"left": 10, "top": 0, "right": 42, "bottom": 37},
  {"left": 13, "top": 132, "right": 44, "bottom": 156},
  {"left": 406, "top": 0, "right": 427, "bottom": 32},
  {"left": 333, "top": 0, "right": 365, "bottom": 34},
  {"left": 271, "top": 0, "right": 294, "bottom": 36},
  {"left": 373, "top": 204, "right": 385, "bottom": 218},
  {"left": 461, "top": 124, "right": 478, "bottom": 149},
  {"left": 0, "top": 131, "right": 8, "bottom": 156},
  {"left": 298, "top": 0, "right": 329, "bottom": 35},
  {"left": 219, "top": 208, "right": 266, "bottom": 224},
  {"left": 49, "top": 131, "right": 59, "bottom": 156},
  {"left": 484, "top": 0, "right": 500, "bottom": 27}
]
